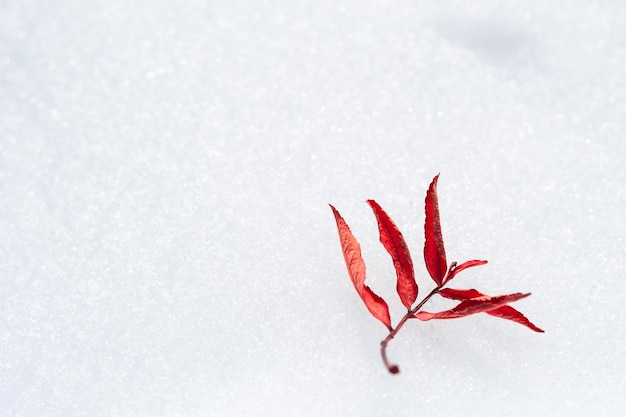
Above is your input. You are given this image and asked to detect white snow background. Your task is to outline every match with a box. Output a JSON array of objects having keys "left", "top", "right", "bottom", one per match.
[{"left": 1, "top": 0, "right": 625, "bottom": 416}]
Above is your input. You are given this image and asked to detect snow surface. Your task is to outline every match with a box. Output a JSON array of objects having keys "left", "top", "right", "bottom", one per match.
[{"left": 1, "top": 0, "right": 625, "bottom": 416}]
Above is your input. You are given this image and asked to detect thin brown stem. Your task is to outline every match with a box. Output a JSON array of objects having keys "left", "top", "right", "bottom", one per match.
[{"left": 380, "top": 286, "right": 442, "bottom": 374}]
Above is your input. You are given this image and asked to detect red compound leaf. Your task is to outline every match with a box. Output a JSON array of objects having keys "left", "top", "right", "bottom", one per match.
[
  {"left": 329, "top": 205, "right": 392, "bottom": 330},
  {"left": 330, "top": 174, "right": 544, "bottom": 375},
  {"left": 367, "top": 200, "right": 418, "bottom": 309}
]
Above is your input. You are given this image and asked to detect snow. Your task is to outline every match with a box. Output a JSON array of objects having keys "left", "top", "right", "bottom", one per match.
[{"left": 1, "top": 0, "right": 625, "bottom": 416}]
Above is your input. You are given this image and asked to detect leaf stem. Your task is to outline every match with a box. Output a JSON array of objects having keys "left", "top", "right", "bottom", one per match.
[{"left": 380, "top": 286, "right": 442, "bottom": 374}]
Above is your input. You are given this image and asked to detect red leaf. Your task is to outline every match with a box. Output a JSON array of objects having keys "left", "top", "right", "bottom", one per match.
[
  {"left": 424, "top": 174, "right": 447, "bottom": 286},
  {"left": 444, "top": 260, "right": 488, "bottom": 284},
  {"left": 487, "top": 305, "right": 545, "bottom": 333},
  {"left": 413, "top": 292, "right": 530, "bottom": 321},
  {"left": 329, "top": 205, "right": 392, "bottom": 330},
  {"left": 438, "top": 288, "right": 484, "bottom": 300},
  {"left": 367, "top": 200, "right": 418, "bottom": 309},
  {"left": 438, "top": 288, "right": 544, "bottom": 332}
]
